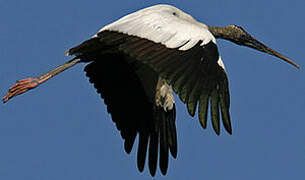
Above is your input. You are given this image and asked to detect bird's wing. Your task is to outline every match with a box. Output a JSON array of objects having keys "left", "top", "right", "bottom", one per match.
[
  {"left": 66, "top": 4, "right": 231, "bottom": 135},
  {"left": 66, "top": 12, "right": 231, "bottom": 135},
  {"left": 111, "top": 32, "right": 232, "bottom": 135},
  {"left": 83, "top": 7, "right": 231, "bottom": 134},
  {"left": 82, "top": 53, "right": 177, "bottom": 176}
]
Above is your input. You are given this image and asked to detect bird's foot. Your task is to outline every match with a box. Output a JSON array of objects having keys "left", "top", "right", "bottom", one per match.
[{"left": 2, "top": 78, "right": 40, "bottom": 103}]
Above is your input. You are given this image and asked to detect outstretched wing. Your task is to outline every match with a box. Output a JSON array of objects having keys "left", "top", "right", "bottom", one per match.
[
  {"left": 82, "top": 53, "right": 177, "bottom": 176},
  {"left": 67, "top": 5, "right": 232, "bottom": 135},
  {"left": 116, "top": 34, "right": 232, "bottom": 135}
]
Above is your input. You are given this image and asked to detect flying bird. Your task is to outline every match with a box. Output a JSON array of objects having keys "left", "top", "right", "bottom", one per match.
[{"left": 2, "top": 4, "right": 299, "bottom": 176}]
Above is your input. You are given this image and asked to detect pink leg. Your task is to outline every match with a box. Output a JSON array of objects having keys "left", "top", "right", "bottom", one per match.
[
  {"left": 1, "top": 78, "right": 40, "bottom": 103},
  {"left": 2, "top": 58, "right": 81, "bottom": 103}
]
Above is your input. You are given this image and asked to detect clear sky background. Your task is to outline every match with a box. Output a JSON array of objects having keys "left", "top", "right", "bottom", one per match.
[{"left": 1, "top": 0, "right": 304, "bottom": 179}]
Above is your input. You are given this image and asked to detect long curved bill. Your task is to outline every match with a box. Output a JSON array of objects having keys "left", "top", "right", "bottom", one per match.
[
  {"left": 241, "top": 30, "right": 300, "bottom": 69},
  {"left": 209, "top": 25, "right": 300, "bottom": 69}
]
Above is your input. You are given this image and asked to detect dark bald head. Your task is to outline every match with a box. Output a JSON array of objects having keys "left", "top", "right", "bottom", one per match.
[{"left": 208, "top": 25, "right": 300, "bottom": 69}]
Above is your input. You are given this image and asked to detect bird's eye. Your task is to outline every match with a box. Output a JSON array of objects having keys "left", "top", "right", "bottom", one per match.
[{"left": 172, "top": 12, "right": 177, "bottom": 16}]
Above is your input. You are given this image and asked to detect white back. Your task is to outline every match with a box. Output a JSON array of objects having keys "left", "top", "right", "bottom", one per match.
[{"left": 97, "top": 4, "right": 216, "bottom": 51}]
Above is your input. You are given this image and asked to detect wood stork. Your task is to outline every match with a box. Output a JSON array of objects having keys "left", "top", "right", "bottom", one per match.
[{"left": 2, "top": 4, "right": 299, "bottom": 176}]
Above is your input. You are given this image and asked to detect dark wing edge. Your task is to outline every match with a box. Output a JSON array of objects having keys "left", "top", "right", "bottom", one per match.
[
  {"left": 94, "top": 30, "right": 233, "bottom": 135},
  {"left": 81, "top": 52, "right": 177, "bottom": 176},
  {"left": 67, "top": 29, "right": 231, "bottom": 174}
]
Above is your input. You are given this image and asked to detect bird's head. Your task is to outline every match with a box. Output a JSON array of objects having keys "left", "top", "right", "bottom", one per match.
[{"left": 208, "top": 25, "right": 300, "bottom": 69}]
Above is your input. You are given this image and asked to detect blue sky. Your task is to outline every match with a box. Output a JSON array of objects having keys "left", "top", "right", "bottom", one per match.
[{"left": 1, "top": 0, "right": 305, "bottom": 179}]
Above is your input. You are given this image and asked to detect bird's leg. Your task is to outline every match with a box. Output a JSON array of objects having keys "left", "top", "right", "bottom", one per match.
[
  {"left": 2, "top": 78, "right": 40, "bottom": 103},
  {"left": 2, "top": 57, "right": 82, "bottom": 103},
  {"left": 2, "top": 75, "right": 56, "bottom": 103}
]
